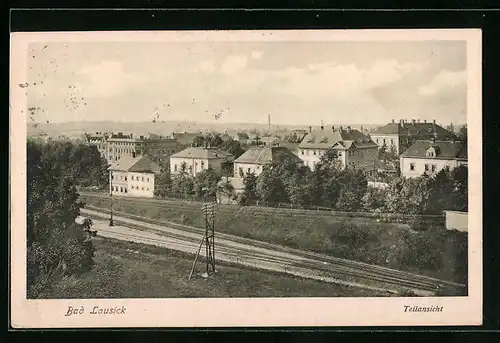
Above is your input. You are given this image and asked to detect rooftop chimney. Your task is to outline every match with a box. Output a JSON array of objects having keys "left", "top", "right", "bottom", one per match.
[
  {"left": 347, "top": 126, "right": 351, "bottom": 132},
  {"left": 424, "top": 119, "right": 427, "bottom": 123},
  {"left": 412, "top": 119, "right": 416, "bottom": 125},
  {"left": 392, "top": 119, "right": 395, "bottom": 124},
  {"left": 360, "top": 125, "right": 364, "bottom": 132},
  {"left": 321, "top": 125, "right": 324, "bottom": 131},
  {"left": 400, "top": 120, "right": 404, "bottom": 128},
  {"left": 433, "top": 119, "right": 436, "bottom": 124},
  {"left": 340, "top": 126, "right": 343, "bottom": 130},
  {"left": 332, "top": 125, "right": 335, "bottom": 132},
  {"left": 309, "top": 126, "right": 312, "bottom": 133}
]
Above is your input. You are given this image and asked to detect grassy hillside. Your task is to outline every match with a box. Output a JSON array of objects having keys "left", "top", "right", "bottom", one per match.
[
  {"left": 47, "top": 237, "right": 389, "bottom": 298},
  {"left": 80, "top": 194, "right": 468, "bottom": 285}
]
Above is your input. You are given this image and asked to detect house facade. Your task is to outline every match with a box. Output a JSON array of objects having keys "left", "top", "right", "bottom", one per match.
[
  {"left": 298, "top": 126, "right": 378, "bottom": 172},
  {"left": 83, "top": 131, "right": 109, "bottom": 158},
  {"left": 170, "top": 147, "right": 234, "bottom": 177},
  {"left": 108, "top": 155, "right": 161, "bottom": 198},
  {"left": 399, "top": 140, "right": 467, "bottom": 178},
  {"left": 232, "top": 145, "right": 303, "bottom": 177},
  {"left": 371, "top": 119, "right": 455, "bottom": 155},
  {"left": 105, "top": 133, "right": 139, "bottom": 163}
]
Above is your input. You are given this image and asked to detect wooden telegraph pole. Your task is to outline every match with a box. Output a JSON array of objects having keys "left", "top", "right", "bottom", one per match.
[{"left": 189, "top": 201, "right": 216, "bottom": 279}]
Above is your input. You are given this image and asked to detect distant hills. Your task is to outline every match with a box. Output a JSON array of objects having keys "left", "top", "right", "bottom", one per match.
[{"left": 26, "top": 120, "right": 387, "bottom": 138}]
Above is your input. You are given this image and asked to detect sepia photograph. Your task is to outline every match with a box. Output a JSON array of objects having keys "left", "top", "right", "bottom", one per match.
[{"left": 10, "top": 29, "right": 482, "bottom": 327}]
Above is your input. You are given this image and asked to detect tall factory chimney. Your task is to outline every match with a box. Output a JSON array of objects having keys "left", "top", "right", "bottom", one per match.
[{"left": 268, "top": 114, "right": 271, "bottom": 132}]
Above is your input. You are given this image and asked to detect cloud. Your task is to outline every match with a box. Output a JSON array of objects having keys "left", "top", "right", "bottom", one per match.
[
  {"left": 76, "top": 60, "right": 146, "bottom": 98},
  {"left": 363, "top": 59, "right": 423, "bottom": 88},
  {"left": 418, "top": 70, "right": 466, "bottom": 96},
  {"left": 220, "top": 55, "right": 248, "bottom": 74},
  {"left": 251, "top": 51, "right": 264, "bottom": 60}
]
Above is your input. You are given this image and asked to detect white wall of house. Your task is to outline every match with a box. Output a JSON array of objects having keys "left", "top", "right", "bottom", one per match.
[
  {"left": 128, "top": 172, "right": 156, "bottom": 198},
  {"left": 234, "top": 162, "right": 266, "bottom": 177},
  {"left": 110, "top": 170, "right": 156, "bottom": 197},
  {"left": 170, "top": 157, "right": 226, "bottom": 177},
  {"left": 370, "top": 134, "right": 400, "bottom": 154},
  {"left": 400, "top": 157, "right": 463, "bottom": 178},
  {"left": 110, "top": 171, "right": 129, "bottom": 195}
]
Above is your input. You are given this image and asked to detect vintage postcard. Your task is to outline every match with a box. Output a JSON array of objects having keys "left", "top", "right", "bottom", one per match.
[{"left": 10, "top": 29, "right": 482, "bottom": 328}]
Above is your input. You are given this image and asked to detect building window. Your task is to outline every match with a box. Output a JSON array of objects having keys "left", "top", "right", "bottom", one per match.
[
  {"left": 301, "top": 150, "right": 304, "bottom": 155},
  {"left": 410, "top": 163, "right": 415, "bottom": 171},
  {"left": 425, "top": 164, "right": 430, "bottom": 172},
  {"left": 120, "top": 187, "right": 123, "bottom": 192},
  {"left": 247, "top": 168, "right": 251, "bottom": 174},
  {"left": 201, "top": 161, "right": 205, "bottom": 169},
  {"left": 431, "top": 164, "right": 437, "bottom": 172},
  {"left": 391, "top": 139, "right": 394, "bottom": 145},
  {"left": 376, "top": 138, "right": 379, "bottom": 144},
  {"left": 174, "top": 164, "right": 177, "bottom": 172},
  {"left": 124, "top": 176, "right": 127, "bottom": 181},
  {"left": 257, "top": 166, "right": 260, "bottom": 170},
  {"left": 195, "top": 162, "right": 198, "bottom": 166},
  {"left": 124, "top": 188, "right": 127, "bottom": 193},
  {"left": 131, "top": 175, "right": 134, "bottom": 180},
  {"left": 338, "top": 152, "right": 342, "bottom": 156},
  {"left": 147, "top": 177, "right": 149, "bottom": 182},
  {"left": 142, "top": 177, "right": 144, "bottom": 182},
  {"left": 141, "top": 187, "right": 144, "bottom": 191},
  {"left": 313, "top": 150, "right": 317, "bottom": 155},
  {"left": 111, "top": 174, "right": 114, "bottom": 180},
  {"left": 147, "top": 188, "right": 149, "bottom": 191}
]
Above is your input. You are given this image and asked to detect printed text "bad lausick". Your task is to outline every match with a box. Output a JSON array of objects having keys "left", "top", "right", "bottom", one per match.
[{"left": 65, "top": 306, "right": 127, "bottom": 316}]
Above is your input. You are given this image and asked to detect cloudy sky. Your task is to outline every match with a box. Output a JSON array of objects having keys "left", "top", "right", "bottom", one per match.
[{"left": 26, "top": 40, "right": 467, "bottom": 126}]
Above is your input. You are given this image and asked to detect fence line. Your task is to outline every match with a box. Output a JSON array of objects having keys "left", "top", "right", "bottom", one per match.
[{"left": 79, "top": 190, "right": 446, "bottom": 221}]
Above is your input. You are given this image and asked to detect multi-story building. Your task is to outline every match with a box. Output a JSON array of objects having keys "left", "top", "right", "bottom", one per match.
[
  {"left": 170, "top": 147, "right": 234, "bottom": 177},
  {"left": 108, "top": 155, "right": 161, "bottom": 198},
  {"left": 136, "top": 137, "right": 189, "bottom": 170},
  {"left": 371, "top": 119, "right": 455, "bottom": 155},
  {"left": 105, "top": 132, "right": 139, "bottom": 163},
  {"left": 233, "top": 145, "right": 303, "bottom": 177},
  {"left": 400, "top": 139, "right": 467, "bottom": 178},
  {"left": 233, "top": 132, "right": 249, "bottom": 145},
  {"left": 298, "top": 126, "right": 378, "bottom": 172}
]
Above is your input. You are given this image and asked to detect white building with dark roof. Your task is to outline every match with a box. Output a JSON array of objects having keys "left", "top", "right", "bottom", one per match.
[
  {"left": 371, "top": 119, "right": 456, "bottom": 155},
  {"left": 170, "top": 147, "right": 234, "bottom": 177},
  {"left": 298, "top": 126, "right": 378, "bottom": 172},
  {"left": 233, "top": 145, "right": 303, "bottom": 177},
  {"left": 400, "top": 139, "right": 467, "bottom": 178},
  {"left": 108, "top": 155, "right": 161, "bottom": 198}
]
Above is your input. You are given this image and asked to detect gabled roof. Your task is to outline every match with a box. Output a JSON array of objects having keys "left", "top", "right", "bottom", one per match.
[
  {"left": 372, "top": 122, "right": 454, "bottom": 137},
  {"left": 109, "top": 155, "right": 161, "bottom": 173},
  {"left": 170, "top": 147, "right": 234, "bottom": 160},
  {"left": 401, "top": 140, "right": 467, "bottom": 160},
  {"left": 234, "top": 146, "right": 302, "bottom": 165},
  {"left": 298, "top": 128, "right": 377, "bottom": 150}
]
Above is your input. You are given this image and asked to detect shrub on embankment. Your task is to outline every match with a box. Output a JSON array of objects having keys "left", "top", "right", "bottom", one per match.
[{"left": 80, "top": 194, "right": 467, "bottom": 284}]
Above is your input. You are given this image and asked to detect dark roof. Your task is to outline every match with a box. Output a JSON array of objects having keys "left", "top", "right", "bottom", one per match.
[
  {"left": 401, "top": 140, "right": 467, "bottom": 160},
  {"left": 298, "top": 128, "right": 377, "bottom": 150},
  {"left": 109, "top": 156, "right": 161, "bottom": 173},
  {"left": 372, "top": 122, "right": 454, "bottom": 137},
  {"left": 171, "top": 147, "right": 234, "bottom": 160},
  {"left": 234, "top": 146, "right": 302, "bottom": 165}
]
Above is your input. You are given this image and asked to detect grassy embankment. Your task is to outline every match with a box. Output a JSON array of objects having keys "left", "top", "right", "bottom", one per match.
[
  {"left": 48, "top": 237, "right": 390, "bottom": 298},
  {"left": 80, "top": 194, "right": 468, "bottom": 285}
]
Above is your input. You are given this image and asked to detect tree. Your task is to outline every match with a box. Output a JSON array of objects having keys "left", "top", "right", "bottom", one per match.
[
  {"left": 450, "top": 165, "right": 468, "bottom": 212},
  {"left": 194, "top": 168, "right": 220, "bottom": 199},
  {"left": 154, "top": 170, "right": 172, "bottom": 197},
  {"left": 27, "top": 140, "right": 96, "bottom": 298},
  {"left": 239, "top": 172, "right": 258, "bottom": 205},
  {"left": 336, "top": 169, "right": 368, "bottom": 211},
  {"left": 192, "top": 134, "right": 206, "bottom": 147},
  {"left": 221, "top": 139, "right": 245, "bottom": 158},
  {"left": 256, "top": 167, "right": 287, "bottom": 204},
  {"left": 170, "top": 162, "right": 195, "bottom": 198},
  {"left": 362, "top": 186, "right": 388, "bottom": 212},
  {"left": 458, "top": 125, "right": 467, "bottom": 143}
]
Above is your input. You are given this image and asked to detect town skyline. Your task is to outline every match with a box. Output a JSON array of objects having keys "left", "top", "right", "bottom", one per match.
[{"left": 26, "top": 40, "right": 467, "bottom": 127}]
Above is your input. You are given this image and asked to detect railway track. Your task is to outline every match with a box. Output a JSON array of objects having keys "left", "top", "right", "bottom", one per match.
[{"left": 81, "top": 206, "right": 466, "bottom": 296}]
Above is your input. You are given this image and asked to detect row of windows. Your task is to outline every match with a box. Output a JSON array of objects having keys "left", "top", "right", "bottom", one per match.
[
  {"left": 300, "top": 149, "right": 324, "bottom": 156},
  {"left": 131, "top": 185, "right": 150, "bottom": 191},
  {"left": 111, "top": 174, "right": 150, "bottom": 182},
  {"left": 173, "top": 162, "right": 210, "bottom": 172},
  {"left": 112, "top": 186, "right": 128, "bottom": 193},
  {"left": 376, "top": 138, "right": 396, "bottom": 145},
  {"left": 409, "top": 163, "right": 437, "bottom": 172}
]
